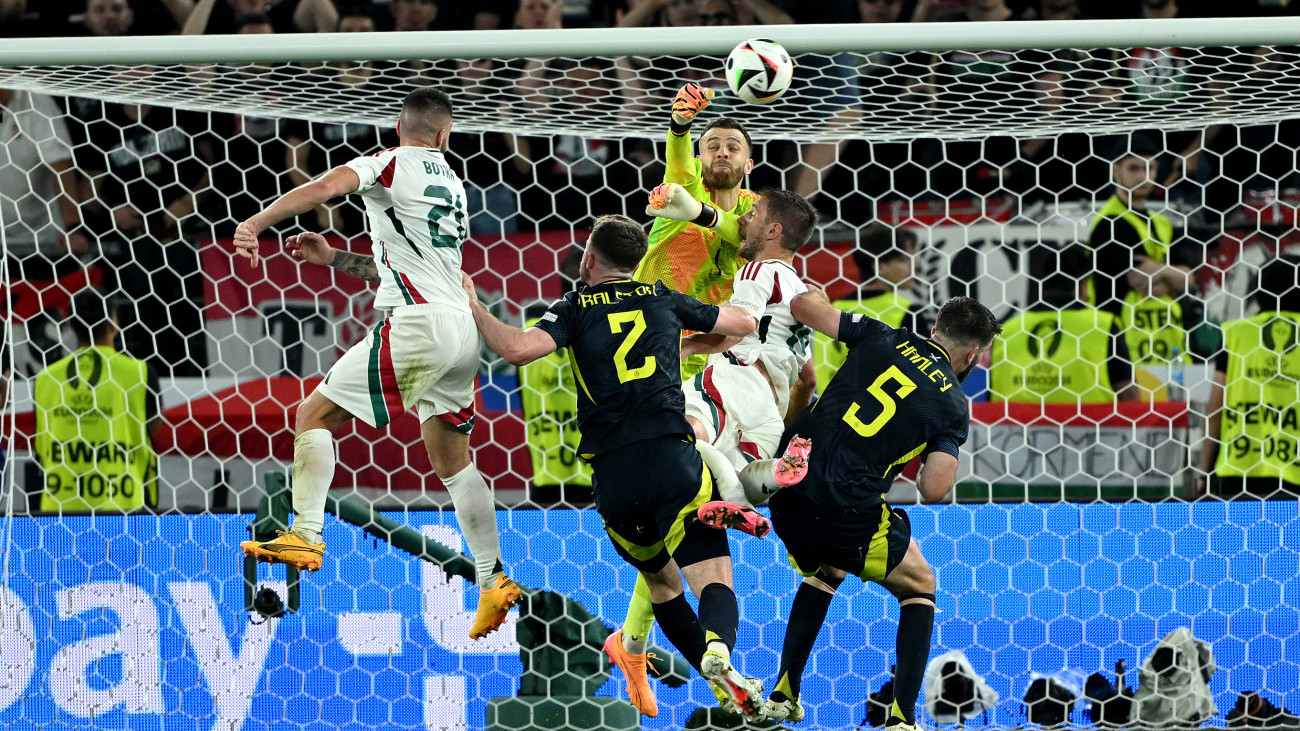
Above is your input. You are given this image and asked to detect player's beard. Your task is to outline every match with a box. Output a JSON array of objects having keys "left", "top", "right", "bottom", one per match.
[
  {"left": 701, "top": 163, "right": 745, "bottom": 192},
  {"left": 739, "top": 236, "right": 761, "bottom": 261},
  {"left": 955, "top": 359, "right": 978, "bottom": 383}
]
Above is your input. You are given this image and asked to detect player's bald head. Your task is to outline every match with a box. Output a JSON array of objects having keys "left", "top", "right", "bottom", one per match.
[
  {"left": 588, "top": 214, "right": 647, "bottom": 273},
  {"left": 400, "top": 86, "right": 454, "bottom": 140}
]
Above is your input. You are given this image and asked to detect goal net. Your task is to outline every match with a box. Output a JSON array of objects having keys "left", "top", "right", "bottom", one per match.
[{"left": 1, "top": 19, "right": 1297, "bottom": 730}]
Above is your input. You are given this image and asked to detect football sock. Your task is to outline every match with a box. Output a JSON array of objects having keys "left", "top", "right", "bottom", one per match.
[
  {"left": 442, "top": 463, "right": 503, "bottom": 588},
  {"left": 697, "top": 583, "right": 739, "bottom": 652},
  {"left": 289, "top": 428, "right": 334, "bottom": 544},
  {"left": 696, "top": 441, "right": 748, "bottom": 506},
  {"left": 892, "top": 596, "right": 936, "bottom": 726},
  {"left": 622, "top": 577, "right": 655, "bottom": 655},
  {"left": 738, "top": 457, "right": 781, "bottom": 504},
  {"left": 776, "top": 574, "right": 840, "bottom": 700},
  {"left": 652, "top": 592, "right": 706, "bottom": 673}
]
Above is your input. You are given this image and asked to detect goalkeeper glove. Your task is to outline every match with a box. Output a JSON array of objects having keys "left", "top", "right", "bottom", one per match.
[
  {"left": 671, "top": 84, "right": 714, "bottom": 129},
  {"left": 646, "top": 183, "right": 720, "bottom": 228}
]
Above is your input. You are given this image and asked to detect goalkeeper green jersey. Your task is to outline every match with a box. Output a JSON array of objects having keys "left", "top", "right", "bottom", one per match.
[{"left": 634, "top": 129, "right": 754, "bottom": 306}]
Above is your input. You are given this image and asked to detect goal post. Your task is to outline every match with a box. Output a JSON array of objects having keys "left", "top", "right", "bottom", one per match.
[{"left": 1, "top": 18, "right": 1298, "bottom": 730}]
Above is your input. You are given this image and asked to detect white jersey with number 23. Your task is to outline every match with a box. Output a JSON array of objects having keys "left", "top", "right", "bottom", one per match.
[{"left": 344, "top": 146, "right": 470, "bottom": 311}]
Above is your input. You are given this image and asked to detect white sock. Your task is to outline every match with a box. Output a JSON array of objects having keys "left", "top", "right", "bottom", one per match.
[
  {"left": 290, "top": 429, "right": 335, "bottom": 544},
  {"left": 739, "top": 458, "right": 782, "bottom": 506},
  {"left": 697, "top": 441, "right": 749, "bottom": 507},
  {"left": 442, "top": 463, "right": 503, "bottom": 588},
  {"left": 706, "top": 639, "right": 731, "bottom": 661}
]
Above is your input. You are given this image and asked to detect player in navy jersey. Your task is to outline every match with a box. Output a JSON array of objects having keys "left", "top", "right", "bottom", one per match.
[
  {"left": 464, "top": 214, "right": 770, "bottom": 718},
  {"left": 232, "top": 87, "right": 521, "bottom": 641},
  {"left": 740, "top": 293, "right": 1000, "bottom": 726},
  {"left": 609, "top": 188, "right": 821, "bottom": 716}
]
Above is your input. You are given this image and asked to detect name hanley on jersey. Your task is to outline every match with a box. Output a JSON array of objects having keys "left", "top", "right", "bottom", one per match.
[{"left": 896, "top": 340, "right": 954, "bottom": 392}]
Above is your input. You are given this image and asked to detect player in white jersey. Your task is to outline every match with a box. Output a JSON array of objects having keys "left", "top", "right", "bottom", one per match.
[
  {"left": 673, "top": 188, "right": 821, "bottom": 534},
  {"left": 231, "top": 87, "right": 521, "bottom": 640}
]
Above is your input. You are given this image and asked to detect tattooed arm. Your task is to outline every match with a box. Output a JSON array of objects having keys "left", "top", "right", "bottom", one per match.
[
  {"left": 284, "top": 232, "right": 381, "bottom": 284},
  {"left": 329, "top": 248, "right": 381, "bottom": 284}
]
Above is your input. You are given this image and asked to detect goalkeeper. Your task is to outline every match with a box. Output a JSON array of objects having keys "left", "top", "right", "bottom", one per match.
[
  {"left": 635, "top": 82, "right": 758, "bottom": 381},
  {"left": 604, "top": 85, "right": 765, "bottom": 719}
]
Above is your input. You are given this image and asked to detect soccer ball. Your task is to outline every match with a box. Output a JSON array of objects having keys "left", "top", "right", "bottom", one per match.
[{"left": 725, "top": 38, "right": 794, "bottom": 105}]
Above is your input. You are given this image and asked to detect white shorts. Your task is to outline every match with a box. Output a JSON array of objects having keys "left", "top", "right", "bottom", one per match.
[
  {"left": 317, "top": 304, "right": 481, "bottom": 431},
  {"left": 682, "top": 361, "right": 784, "bottom": 471}
]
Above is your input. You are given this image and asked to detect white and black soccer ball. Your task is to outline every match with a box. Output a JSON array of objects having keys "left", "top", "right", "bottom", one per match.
[{"left": 725, "top": 38, "right": 794, "bottom": 105}]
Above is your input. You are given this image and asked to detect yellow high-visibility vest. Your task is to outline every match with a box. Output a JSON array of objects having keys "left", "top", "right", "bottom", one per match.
[
  {"left": 1089, "top": 195, "right": 1189, "bottom": 365},
  {"left": 1214, "top": 311, "right": 1300, "bottom": 483},
  {"left": 990, "top": 307, "right": 1120, "bottom": 404},
  {"left": 35, "top": 346, "right": 157, "bottom": 512}
]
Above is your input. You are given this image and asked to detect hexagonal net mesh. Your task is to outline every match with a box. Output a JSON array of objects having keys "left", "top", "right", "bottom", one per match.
[{"left": 1, "top": 23, "right": 1298, "bottom": 731}]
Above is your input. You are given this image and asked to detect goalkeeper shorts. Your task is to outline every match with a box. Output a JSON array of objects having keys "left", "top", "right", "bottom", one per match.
[{"left": 317, "top": 304, "right": 480, "bottom": 431}]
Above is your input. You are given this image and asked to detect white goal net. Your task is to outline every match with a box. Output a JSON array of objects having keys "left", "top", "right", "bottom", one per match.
[{"left": 0, "top": 19, "right": 1297, "bottom": 731}]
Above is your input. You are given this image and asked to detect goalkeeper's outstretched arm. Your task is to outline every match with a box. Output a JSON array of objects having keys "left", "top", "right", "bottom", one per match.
[
  {"left": 645, "top": 183, "right": 747, "bottom": 245},
  {"left": 665, "top": 84, "right": 712, "bottom": 184}
]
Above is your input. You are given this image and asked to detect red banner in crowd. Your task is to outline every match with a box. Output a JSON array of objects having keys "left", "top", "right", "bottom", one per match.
[
  {"left": 1, "top": 264, "right": 103, "bottom": 322},
  {"left": 201, "top": 231, "right": 863, "bottom": 319},
  {"left": 14, "top": 382, "right": 1184, "bottom": 492}
]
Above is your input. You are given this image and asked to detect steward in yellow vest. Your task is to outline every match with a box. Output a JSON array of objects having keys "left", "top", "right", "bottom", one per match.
[
  {"left": 519, "top": 313, "right": 591, "bottom": 496},
  {"left": 1202, "top": 254, "right": 1300, "bottom": 498},
  {"left": 989, "top": 269, "right": 1138, "bottom": 404},
  {"left": 35, "top": 290, "right": 159, "bottom": 512},
  {"left": 813, "top": 224, "right": 921, "bottom": 391},
  {"left": 1087, "top": 145, "right": 1192, "bottom": 366}
]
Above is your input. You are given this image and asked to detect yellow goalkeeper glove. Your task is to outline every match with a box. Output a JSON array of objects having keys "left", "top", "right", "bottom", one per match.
[
  {"left": 646, "top": 183, "right": 719, "bottom": 228},
  {"left": 671, "top": 84, "right": 714, "bottom": 127}
]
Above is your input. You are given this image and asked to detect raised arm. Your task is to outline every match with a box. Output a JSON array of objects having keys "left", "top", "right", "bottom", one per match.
[
  {"left": 233, "top": 166, "right": 360, "bottom": 268},
  {"left": 790, "top": 288, "right": 843, "bottom": 340},
  {"left": 666, "top": 84, "right": 712, "bottom": 184},
  {"left": 463, "top": 274, "right": 559, "bottom": 366},
  {"left": 736, "top": 0, "right": 793, "bottom": 24},
  {"left": 665, "top": 124, "right": 696, "bottom": 185},
  {"left": 181, "top": 0, "right": 215, "bottom": 34},
  {"left": 293, "top": 0, "right": 338, "bottom": 33}
]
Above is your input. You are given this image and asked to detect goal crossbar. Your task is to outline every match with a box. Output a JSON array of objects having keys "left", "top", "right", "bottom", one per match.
[{"left": 1, "top": 17, "right": 1299, "bottom": 66}]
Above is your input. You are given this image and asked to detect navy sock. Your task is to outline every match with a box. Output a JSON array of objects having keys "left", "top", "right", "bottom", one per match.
[
  {"left": 774, "top": 578, "right": 837, "bottom": 700},
  {"left": 891, "top": 598, "right": 935, "bottom": 725},
  {"left": 652, "top": 592, "right": 707, "bottom": 673},
  {"left": 697, "top": 583, "right": 739, "bottom": 652}
]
